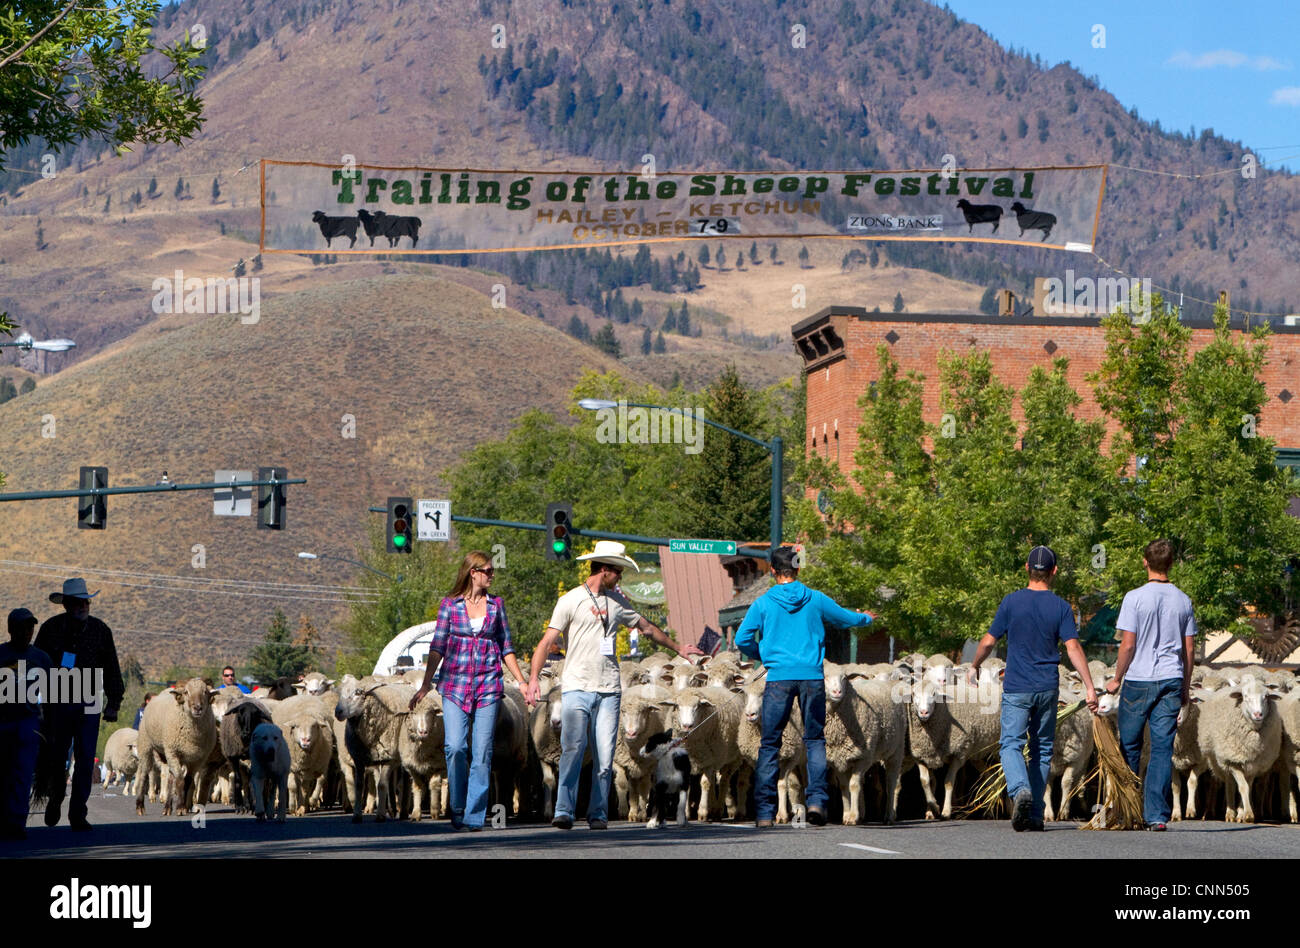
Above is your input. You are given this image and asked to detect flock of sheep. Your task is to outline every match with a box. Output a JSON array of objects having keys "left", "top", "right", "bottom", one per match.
[{"left": 99, "top": 651, "right": 1300, "bottom": 827}]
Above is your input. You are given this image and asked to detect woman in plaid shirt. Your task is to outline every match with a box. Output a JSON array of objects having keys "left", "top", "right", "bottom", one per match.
[{"left": 411, "top": 551, "right": 528, "bottom": 830}]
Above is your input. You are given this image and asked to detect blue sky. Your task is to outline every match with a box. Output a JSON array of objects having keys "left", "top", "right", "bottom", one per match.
[{"left": 940, "top": 0, "right": 1300, "bottom": 172}]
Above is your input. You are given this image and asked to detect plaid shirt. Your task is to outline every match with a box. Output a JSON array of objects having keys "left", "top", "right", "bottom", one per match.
[{"left": 429, "top": 595, "right": 515, "bottom": 713}]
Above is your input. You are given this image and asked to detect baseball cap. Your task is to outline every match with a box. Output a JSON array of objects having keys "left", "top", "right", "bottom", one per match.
[
  {"left": 8, "top": 607, "right": 38, "bottom": 629},
  {"left": 1027, "top": 546, "right": 1057, "bottom": 571}
]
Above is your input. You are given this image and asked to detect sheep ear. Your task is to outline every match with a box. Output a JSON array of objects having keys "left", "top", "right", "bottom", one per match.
[
  {"left": 698, "top": 697, "right": 713, "bottom": 708},
  {"left": 326, "top": 679, "right": 335, "bottom": 686},
  {"left": 172, "top": 691, "right": 185, "bottom": 704},
  {"left": 658, "top": 701, "right": 677, "bottom": 711}
]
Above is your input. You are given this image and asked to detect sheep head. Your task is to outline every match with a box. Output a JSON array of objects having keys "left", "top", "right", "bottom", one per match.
[
  {"left": 173, "top": 677, "right": 213, "bottom": 719},
  {"left": 1226, "top": 674, "right": 1279, "bottom": 727}
]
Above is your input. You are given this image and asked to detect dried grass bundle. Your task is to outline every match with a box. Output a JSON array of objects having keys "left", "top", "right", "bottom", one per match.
[
  {"left": 962, "top": 699, "right": 1086, "bottom": 818},
  {"left": 1080, "top": 713, "right": 1145, "bottom": 830}
]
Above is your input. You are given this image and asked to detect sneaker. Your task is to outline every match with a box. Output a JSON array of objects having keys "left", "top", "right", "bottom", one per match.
[
  {"left": 44, "top": 800, "right": 62, "bottom": 828},
  {"left": 1146, "top": 822, "right": 1167, "bottom": 832},
  {"left": 70, "top": 818, "right": 93, "bottom": 832},
  {"left": 755, "top": 819, "right": 774, "bottom": 828},
  {"left": 1011, "top": 790, "right": 1032, "bottom": 832},
  {"left": 806, "top": 806, "right": 827, "bottom": 827},
  {"left": 551, "top": 815, "right": 573, "bottom": 830},
  {"left": 1028, "top": 819, "right": 1045, "bottom": 832},
  {"left": 588, "top": 818, "right": 608, "bottom": 830}
]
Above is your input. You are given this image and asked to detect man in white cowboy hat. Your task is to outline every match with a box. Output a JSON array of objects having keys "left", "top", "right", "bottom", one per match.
[
  {"left": 525, "top": 541, "right": 703, "bottom": 830},
  {"left": 33, "top": 578, "right": 124, "bottom": 832}
]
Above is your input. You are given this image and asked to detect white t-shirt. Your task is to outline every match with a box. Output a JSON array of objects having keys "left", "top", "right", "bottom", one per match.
[{"left": 547, "top": 583, "right": 642, "bottom": 693}]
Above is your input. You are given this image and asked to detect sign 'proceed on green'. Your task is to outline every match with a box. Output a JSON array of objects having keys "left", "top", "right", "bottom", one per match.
[{"left": 668, "top": 539, "right": 737, "bottom": 555}]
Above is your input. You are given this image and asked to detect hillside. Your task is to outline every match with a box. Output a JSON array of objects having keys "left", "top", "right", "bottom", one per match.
[{"left": 0, "top": 274, "right": 637, "bottom": 671}]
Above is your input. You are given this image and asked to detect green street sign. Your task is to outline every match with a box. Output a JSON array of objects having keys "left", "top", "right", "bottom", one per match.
[{"left": 668, "top": 538, "right": 737, "bottom": 555}]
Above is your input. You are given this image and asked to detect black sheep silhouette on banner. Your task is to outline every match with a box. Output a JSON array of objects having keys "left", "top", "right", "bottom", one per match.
[
  {"left": 955, "top": 200, "right": 1056, "bottom": 241},
  {"left": 357, "top": 209, "right": 422, "bottom": 248}
]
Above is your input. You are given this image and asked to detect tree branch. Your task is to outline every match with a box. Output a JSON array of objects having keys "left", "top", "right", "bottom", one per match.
[{"left": 0, "top": 0, "right": 83, "bottom": 72}]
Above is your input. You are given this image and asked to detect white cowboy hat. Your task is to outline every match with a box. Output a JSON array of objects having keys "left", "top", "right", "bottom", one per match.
[
  {"left": 575, "top": 540, "right": 640, "bottom": 573},
  {"left": 49, "top": 577, "right": 99, "bottom": 603}
]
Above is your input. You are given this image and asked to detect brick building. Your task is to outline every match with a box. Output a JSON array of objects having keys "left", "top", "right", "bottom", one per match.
[{"left": 793, "top": 306, "right": 1300, "bottom": 486}]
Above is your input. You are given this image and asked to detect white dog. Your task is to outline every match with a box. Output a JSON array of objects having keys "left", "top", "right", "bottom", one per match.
[{"left": 248, "top": 722, "right": 290, "bottom": 823}]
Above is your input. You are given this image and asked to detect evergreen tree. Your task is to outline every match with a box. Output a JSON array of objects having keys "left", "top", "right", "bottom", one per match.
[
  {"left": 0, "top": 377, "right": 16, "bottom": 403},
  {"left": 252, "top": 253, "right": 263, "bottom": 272},
  {"left": 247, "top": 608, "right": 316, "bottom": 683},
  {"left": 662, "top": 305, "right": 677, "bottom": 333},
  {"left": 979, "top": 286, "right": 998, "bottom": 315},
  {"left": 147, "top": 176, "right": 158, "bottom": 198},
  {"left": 566, "top": 314, "right": 590, "bottom": 341},
  {"left": 174, "top": 176, "right": 185, "bottom": 199},
  {"left": 19, "top": 377, "right": 35, "bottom": 394},
  {"left": 769, "top": 244, "right": 779, "bottom": 264},
  {"left": 641, "top": 326, "right": 652, "bottom": 355},
  {"left": 677, "top": 303, "right": 691, "bottom": 336},
  {"left": 211, "top": 176, "right": 220, "bottom": 203},
  {"left": 653, "top": 331, "right": 667, "bottom": 353},
  {"left": 893, "top": 292, "right": 905, "bottom": 313},
  {"left": 35, "top": 218, "right": 45, "bottom": 250},
  {"left": 798, "top": 245, "right": 810, "bottom": 268},
  {"left": 749, "top": 241, "right": 759, "bottom": 264},
  {"left": 592, "top": 322, "right": 621, "bottom": 359},
  {"left": 677, "top": 364, "right": 770, "bottom": 541}
]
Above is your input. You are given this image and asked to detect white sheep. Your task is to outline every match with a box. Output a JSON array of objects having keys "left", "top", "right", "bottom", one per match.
[
  {"left": 493, "top": 686, "right": 530, "bottom": 817},
  {"left": 901, "top": 669, "right": 1001, "bottom": 821},
  {"left": 674, "top": 686, "right": 745, "bottom": 821},
  {"left": 135, "top": 678, "right": 219, "bottom": 816},
  {"left": 249, "top": 722, "right": 290, "bottom": 823},
  {"left": 1170, "top": 693, "right": 1209, "bottom": 822},
  {"left": 1277, "top": 691, "right": 1300, "bottom": 823},
  {"left": 334, "top": 674, "right": 413, "bottom": 823},
  {"left": 824, "top": 670, "right": 909, "bottom": 824},
  {"left": 398, "top": 690, "right": 445, "bottom": 821},
  {"left": 614, "top": 684, "right": 676, "bottom": 822},
  {"left": 527, "top": 686, "right": 565, "bottom": 819},
  {"left": 278, "top": 710, "right": 334, "bottom": 815},
  {"left": 733, "top": 678, "right": 805, "bottom": 823},
  {"left": 103, "top": 727, "right": 139, "bottom": 791},
  {"left": 300, "top": 672, "right": 335, "bottom": 696},
  {"left": 1196, "top": 673, "right": 1283, "bottom": 823}
]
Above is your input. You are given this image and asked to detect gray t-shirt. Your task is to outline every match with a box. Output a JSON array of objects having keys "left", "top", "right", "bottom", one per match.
[
  {"left": 547, "top": 584, "right": 641, "bottom": 694},
  {"left": 1116, "top": 581, "right": 1197, "bottom": 682}
]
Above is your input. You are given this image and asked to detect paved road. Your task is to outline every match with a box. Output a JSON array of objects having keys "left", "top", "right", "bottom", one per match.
[{"left": 7, "top": 786, "right": 1300, "bottom": 859}]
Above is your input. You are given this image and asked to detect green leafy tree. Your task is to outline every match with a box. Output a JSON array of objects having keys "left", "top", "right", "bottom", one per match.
[
  {"left": 1093, "top": 298, "right": 1300, "bottom": 633},
  {"left": 0, "top": 1, "right": 207, "bottom": 169},
  {"left": 247, "top": 608, "right": 318, "bottom": 683}
]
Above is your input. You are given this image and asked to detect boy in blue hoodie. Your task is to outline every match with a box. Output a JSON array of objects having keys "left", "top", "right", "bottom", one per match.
[{"left": 735, "top": 546, "right": 874, "bottom": 827}]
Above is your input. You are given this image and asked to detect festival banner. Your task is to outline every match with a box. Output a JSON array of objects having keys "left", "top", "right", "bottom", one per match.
[{"left": 260, "top": 161, "right": 1107, "bottom": 254}]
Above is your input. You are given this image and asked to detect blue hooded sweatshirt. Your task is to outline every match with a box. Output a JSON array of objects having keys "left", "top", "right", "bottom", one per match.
[{"left": 734, "top": 581, "right": 872, "bottom": 681}]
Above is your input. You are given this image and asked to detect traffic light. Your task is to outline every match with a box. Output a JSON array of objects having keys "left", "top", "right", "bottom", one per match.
[
  {"left": 545, "top": 501, "right": 573, "bottom": 561},
  {"left": 387, "top": 496, "right": 413, "bottom": 553},
  {"left": 258, "top": 466, "right": 287, "bottom": 530},
  {"left": 78, "top": 466, "right": 107, "bottom": 529}
]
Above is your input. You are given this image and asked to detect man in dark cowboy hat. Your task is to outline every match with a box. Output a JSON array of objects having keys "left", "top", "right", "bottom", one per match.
[{"left": 33, "top": 578, "right": 124, "bottom": 831}]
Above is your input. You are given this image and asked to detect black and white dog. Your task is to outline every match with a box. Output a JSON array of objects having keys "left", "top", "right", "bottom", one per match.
[{"left": 638, "top": 730, "right": 691, "bottom": 828}]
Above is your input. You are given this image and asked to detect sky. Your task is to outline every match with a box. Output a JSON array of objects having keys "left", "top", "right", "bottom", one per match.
[{"left": 939, "top": 0, "right": 1300, "bottom": 172}]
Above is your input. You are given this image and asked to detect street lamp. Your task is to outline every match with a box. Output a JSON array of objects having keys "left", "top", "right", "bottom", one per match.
[
  {"left": 577, "top": 398, "right": 784, "bottom": 555},
  {"left": 0, "top": 332, "right": 76, "bottom": 351}
]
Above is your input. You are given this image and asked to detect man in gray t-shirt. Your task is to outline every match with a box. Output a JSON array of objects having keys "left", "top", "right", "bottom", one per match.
[{"left": 1104, "top": 539, "right": 1197, "bottom": 829}]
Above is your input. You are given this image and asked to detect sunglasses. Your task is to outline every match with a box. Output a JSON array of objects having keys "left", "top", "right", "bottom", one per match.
[{"left": 472, "top": 566, "right": 495, "bottom": 574}]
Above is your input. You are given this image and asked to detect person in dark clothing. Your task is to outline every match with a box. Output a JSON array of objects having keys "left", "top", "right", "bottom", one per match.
[
  {"left": 0, "top": 608, "right": 51, "bottom": 840},
  {"left": 32, "top": 578, "right": 124, "bottom": 832}
]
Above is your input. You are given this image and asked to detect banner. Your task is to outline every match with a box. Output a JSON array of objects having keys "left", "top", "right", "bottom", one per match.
[{"left": 260, "top": 161, "right": 1107, "bottom": 255}]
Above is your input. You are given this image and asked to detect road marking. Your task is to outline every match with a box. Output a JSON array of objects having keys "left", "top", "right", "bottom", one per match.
[{"left": 839, "top": 842, "right": 901, "bottom": 855}]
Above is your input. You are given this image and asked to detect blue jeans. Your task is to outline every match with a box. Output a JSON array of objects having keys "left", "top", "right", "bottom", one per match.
[
  {"left": 0, "top": 716, "right": 41, "bottom": 832},
  {"left": 756, "top": 680, "right": 827, "bottom": 821},
  {"left": 442, "top": 699, "right": 499, "bottom": 828},
  {"left": 1000, "top": 690, "right": 1056, "bottom": 821},
  {"left": 1118, "top": 678, "right": 1183, "bottom": 825},
  {"left": 556, "top": 690, "right": 620, "bottom": 822}
]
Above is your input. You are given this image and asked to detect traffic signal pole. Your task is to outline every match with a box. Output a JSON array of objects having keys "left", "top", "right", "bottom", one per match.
[
  {"left": 364, "top": 508, "right": 773, "bottom": 560},
  {"left": 0, "top": 475, "right": 306, "bottom": 501}
]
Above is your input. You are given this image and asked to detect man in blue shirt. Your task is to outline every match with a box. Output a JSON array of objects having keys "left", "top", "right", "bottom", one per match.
[
  {"left": 736, "top": 546, "right": 874, "bottom": 828},
  {"left": 1103, "top": 539, "right": 1197, "bottom": 831},
  {"left": 969, "top": 546, "right": 1097, "bottom": 831}
]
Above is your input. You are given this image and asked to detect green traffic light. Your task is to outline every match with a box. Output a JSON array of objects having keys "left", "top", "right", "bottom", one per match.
[
  {"left": 552, "top": 540, "right": 565, "bottom": 552},
  {"left": 394, "top": 535, "right": 407, "bottom": 547}
]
